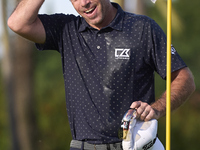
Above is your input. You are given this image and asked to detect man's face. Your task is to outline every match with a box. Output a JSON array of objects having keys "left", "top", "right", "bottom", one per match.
[{"left": 71, "top": 0, "right": 115, "bottom": 30}]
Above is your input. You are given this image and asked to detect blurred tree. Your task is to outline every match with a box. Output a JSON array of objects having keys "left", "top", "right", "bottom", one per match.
[
  {"left": 112, "top": 0, "right": 124, "bottom": 8},
  {"left": 1, "top": 0, "right": 36, "bottom": 150},
  {"left": 135, "top": 0, "right": 146, "bottom": 15}
]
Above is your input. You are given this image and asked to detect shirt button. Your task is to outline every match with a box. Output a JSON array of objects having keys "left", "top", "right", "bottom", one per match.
[{"left": 97, "top": 46, "right": 101, "bottom": 49}]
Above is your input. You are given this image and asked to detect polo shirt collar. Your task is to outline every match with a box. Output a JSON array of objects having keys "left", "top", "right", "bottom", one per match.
[{"left": 78, "top": 2, "right": 124, "bottom": 32}]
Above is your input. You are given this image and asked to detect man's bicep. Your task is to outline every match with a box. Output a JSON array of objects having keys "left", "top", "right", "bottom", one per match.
[{"left": 171, "top": 67, "right": 193, "bottom": 82}]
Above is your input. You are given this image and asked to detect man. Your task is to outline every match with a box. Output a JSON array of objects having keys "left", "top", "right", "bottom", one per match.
[{"left": 8, "top": 0, "right": 195, "bottom": 149}]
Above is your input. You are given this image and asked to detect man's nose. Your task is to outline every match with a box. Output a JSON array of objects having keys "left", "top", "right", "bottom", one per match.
[{"left": 80, "top": 0, "right": 90, "bottom": 7}]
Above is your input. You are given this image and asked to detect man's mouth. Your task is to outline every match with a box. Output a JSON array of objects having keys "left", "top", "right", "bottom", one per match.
[{"left": 85, "top": 7, "right": 96, "bottom": 14}]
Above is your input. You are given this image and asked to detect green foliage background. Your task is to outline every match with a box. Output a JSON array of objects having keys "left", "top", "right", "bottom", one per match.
[
  {"left": 33, "top": 51, "right": 72, "bottom": 149},
  {"left": 0, "top": 0, "right": 200, "bottom": 149},
  {"left": 148, "top": 0, "right": 200, "bottom": 149}
]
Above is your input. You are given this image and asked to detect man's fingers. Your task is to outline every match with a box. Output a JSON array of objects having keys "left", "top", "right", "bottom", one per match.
[
  {"left": 130, "top": 101, "right": 141, "bottom": 109},
  {"left": 139, "top": 106, "right": 150, "bottom": 121},
  {"left": 145, "top": 110, "right": 155, "bottom": 121},
  {"left": 130, "top": 101, "right": 158, "bottom": 121}
]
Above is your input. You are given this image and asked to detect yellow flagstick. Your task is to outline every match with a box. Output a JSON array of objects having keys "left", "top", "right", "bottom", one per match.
[{"left": 166, "top": 0, "right": 172, "bottom": 150}]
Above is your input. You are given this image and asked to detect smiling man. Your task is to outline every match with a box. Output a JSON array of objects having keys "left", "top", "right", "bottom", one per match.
[
  {"left": 71, "top": 0, "right": 117, "bottom": 30},
  {"left": 8, "top": 0, "right": 195, "bottom": 150}
]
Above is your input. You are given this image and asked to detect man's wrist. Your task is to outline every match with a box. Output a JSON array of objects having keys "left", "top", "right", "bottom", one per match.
[{"left": 151, "top": 98, "right": 166, "bottom": 119}]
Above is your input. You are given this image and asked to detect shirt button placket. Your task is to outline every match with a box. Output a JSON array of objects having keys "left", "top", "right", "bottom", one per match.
[{"left": 97, "top": 33, "right": 101, "bottom": 50}]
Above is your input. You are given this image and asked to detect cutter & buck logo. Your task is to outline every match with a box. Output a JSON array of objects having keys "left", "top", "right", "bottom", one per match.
[{"left": 115, "top": 48, "right": 130, "bottom": 59}]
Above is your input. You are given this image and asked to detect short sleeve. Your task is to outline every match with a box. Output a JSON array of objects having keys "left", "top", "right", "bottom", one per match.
[
  {"left": 148, "top": 19, "right": 187, "bottom": 79},
  {"left": 35, "top": 14, "right": 77, "bottom": 52}
]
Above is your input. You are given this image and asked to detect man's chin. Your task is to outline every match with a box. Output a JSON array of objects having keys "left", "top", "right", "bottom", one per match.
[{"left": 86, "top": 19, "right": 103, "bottom": 29}]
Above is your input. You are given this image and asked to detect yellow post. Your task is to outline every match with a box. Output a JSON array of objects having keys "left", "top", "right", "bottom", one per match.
[{"left": 166, "top": 0, "right": 172, "bottom": 150}]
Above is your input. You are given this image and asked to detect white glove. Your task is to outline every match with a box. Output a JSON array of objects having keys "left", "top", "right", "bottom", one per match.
[
  {"left": 120, "top": 109, "right": 165, "bottom": 150},
  {"left": 122, "top": 118, "right": 136, "bottom": 150},
  {"left": 120, "top": 109, "right": 137, "bottom": 150}
]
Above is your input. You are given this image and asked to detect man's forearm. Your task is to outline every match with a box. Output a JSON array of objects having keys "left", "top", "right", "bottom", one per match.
[
  {"left": 8, "top": 0, "right": 46, "bottom": 43},
  {"left": 8, "top": 0, "right": 44, "bottom": 33},
  {"left": 151, "top": 67, "right": 195, "bottom": 119}
]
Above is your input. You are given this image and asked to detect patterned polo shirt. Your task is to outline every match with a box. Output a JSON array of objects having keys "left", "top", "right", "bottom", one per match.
[{"left": 36, "top": 3, "right": 186, "bottom": 144}]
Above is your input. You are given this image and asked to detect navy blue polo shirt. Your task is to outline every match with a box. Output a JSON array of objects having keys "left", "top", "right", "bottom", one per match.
[{"left": 36, "top": 3, "right": 186, "bottom": 144}]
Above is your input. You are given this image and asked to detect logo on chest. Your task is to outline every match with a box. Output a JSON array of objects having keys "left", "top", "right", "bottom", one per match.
[{"left": 115, "top": 48, "right": 131, "bottom": 59}]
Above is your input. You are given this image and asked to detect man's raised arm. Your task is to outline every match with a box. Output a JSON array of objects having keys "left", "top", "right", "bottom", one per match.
[{"left": 7, "top": 0, "right": 46, "bottom": 44}]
